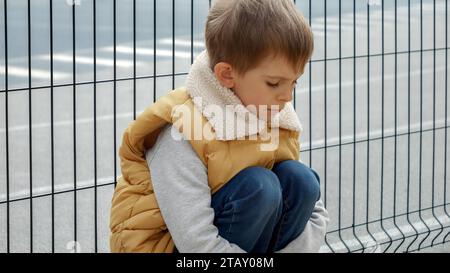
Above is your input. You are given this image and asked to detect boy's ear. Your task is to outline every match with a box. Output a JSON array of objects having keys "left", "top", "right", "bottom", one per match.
[{"left": 213, "top": 62, "right": 235, "bottom": 89}]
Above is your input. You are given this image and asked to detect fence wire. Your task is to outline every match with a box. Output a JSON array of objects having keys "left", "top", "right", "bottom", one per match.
[{"left": 0, "top": 0, "right": 449, "bottom": 253}]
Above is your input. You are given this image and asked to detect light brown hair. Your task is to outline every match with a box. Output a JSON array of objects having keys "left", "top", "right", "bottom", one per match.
[{"left": 205, "top": 0, "right": 314, "bottom": 76}]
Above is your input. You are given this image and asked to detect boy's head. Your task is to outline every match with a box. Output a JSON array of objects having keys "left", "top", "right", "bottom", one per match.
[{"left": 205, "top": 0, "right": 314, "bottom": 121}]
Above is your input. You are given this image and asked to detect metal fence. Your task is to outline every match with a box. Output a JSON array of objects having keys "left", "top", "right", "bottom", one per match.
[{"left": 0, "top": 0, "right": 449, "bottom": 253}]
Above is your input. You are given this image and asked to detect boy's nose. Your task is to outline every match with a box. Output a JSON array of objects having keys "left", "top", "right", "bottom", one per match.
[{"left": 278, "top": 89, "right": 293, "bottom": 103}]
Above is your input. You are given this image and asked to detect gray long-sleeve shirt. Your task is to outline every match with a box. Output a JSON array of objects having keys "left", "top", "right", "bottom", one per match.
[{"left": 145, "top": 124, "right": 329, "bottom": 253}]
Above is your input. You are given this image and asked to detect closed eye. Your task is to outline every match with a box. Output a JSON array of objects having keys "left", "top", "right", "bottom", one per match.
[
  {"left": 267, "top": 82, "right": 279, "bottom": 88},
  {"left": 267, "top": 80, "right": 298, "bottom": 89}
]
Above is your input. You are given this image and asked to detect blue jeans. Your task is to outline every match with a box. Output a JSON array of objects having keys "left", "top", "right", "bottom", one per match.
[{"left": 172, "top": 160, "right": 321, "bottom": 253}]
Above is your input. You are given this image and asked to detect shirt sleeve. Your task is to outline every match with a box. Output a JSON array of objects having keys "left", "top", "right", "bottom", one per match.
[
  {"left": 145, "top": 124, "right": 246, "bottom": 253},
  {"left": 274, "top": 199, "right": 329, "bottom": 253}
]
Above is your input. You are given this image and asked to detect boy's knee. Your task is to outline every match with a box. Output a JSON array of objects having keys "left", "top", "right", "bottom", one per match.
[
  {"left": 275, "top": 160, "right": 321, "bottom": 203},
  {"left": 239, "top": 166, "right": 283, "bottom": 209},
  {"left": 295, "top": 165, "right": 320, "bottom": 203},
  {"left": 299, "top": 176, "right": 320, "bottom": 204}
]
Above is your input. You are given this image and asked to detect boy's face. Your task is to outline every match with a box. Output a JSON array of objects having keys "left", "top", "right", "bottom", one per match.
[{"left": 214, "top": 54, "right": 303, "bottom": 122}]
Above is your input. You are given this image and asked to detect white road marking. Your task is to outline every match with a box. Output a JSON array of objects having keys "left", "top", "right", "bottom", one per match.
[
  {"left": 0, "top": 66, "right": 70, "bottom": 80},
  {"left": 43, "top": 54, "right": 135, "bottom": 68},
  {"left": 104, "top": 46, "right": 193, "bottom": 59},
  {"left": 0, "top": 112, "right": 134, "bottom": 133},
  {"left": 301, "top": 118, "right": 450, "bottom": 150}
]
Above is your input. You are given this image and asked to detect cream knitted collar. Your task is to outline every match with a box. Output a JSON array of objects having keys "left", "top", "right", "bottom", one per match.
[{"left": 184, "top": 50, "right": 302, "bottom": 141}]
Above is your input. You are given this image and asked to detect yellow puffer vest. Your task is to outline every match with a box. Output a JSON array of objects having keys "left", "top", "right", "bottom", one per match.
[{"left": 109, "top": 86, "right": 301, "bottom": 253}]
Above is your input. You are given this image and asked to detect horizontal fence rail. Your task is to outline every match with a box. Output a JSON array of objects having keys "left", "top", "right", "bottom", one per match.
[{"left": 0, "top": 0, "right": 449, "bottom": 253}]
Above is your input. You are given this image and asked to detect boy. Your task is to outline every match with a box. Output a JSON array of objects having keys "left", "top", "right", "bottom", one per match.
[{"left": 110, "top": 0, "right": 329, "bottom": 253}]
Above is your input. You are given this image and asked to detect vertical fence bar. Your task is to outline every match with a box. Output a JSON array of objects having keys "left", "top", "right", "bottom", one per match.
[
  {"left": 3, "top": 0, "right": 9, "bottom": 254},
  {"left": 365, "top": 1, "right": 370, "bottom": 253},
  {"left": 27, "top": 0, "right": 33, "bottom": 253},
  {"left": 352, "top": 0, "right": 364, "bottom": 252},
  {"left": 380, "top": 0, "right": 386, "bottom": 251},
  {"left": 113, "top": 0, "right": 117, "bottom": 188},
  {"left": 444, "top": 0, "right": 450, "bottom": 246},
  {"left": 431, "top": 0, "right": 444, "bottom": 247},
  {"left": 406, "top": 0, "right": 419, "bottom": 253},
  {"left": 308, "top": 0, "right": 311, "bottom": 166},
  {"left": 93, "top": 0, "right": 98, "bottom": 253},
  {"left": 365, "top": 1, "right": 377, "bottom": 252},
  {"left": 337, "top": 0, "right": 350, "bottom": 252},
  {"left": 418, "top": 0, "right": 426, "bottom": 249},
  {"left": 293, "top": 0, "right": 296, "bottom": 110},
  {"left": 72, "top": 0, "right": 77, "bottom": 251},
  {"left": 392, "top": 0, "right": 405, "bottom": 253},
  {"left": 190, "top": 0, "right": 193, "bottom": 65},
  {"left": 418, "top": 0, "right": 432, "bottom": 251},
  {"left": 153, "top": 0, "right": 156, "bottom": 103},
  {"left": 323, "top": 0, "right": 333, "bottom": 252},
  {"left": 338, "top": 1, "right": 341, "bottom": 242},
  {"left": 133, "top": 0, "right": 136, "bottom": 120},
  {"left": 49, "top": 0, "right": 55, "bottom": 253},
  {"left": 323, "top": 0, "right": 327, "bottom": 215},
  {"left": 172, "top": 0, "right": 175, "bottom": 90},
  {"left": 393, "top": 0, "right": 397, "bottom": 251},
  {"left": 380, "top": 0, "right": 393, "bottom": 252}
]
